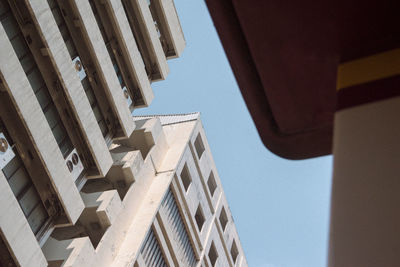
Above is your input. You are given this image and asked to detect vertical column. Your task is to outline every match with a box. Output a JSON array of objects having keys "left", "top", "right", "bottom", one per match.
[
  {"left": 329, "top": 49, "right": 400, "bottom": 266},
  {"left": 69, "top": 0, "right": 135, "bottom": 138},
  {"left": 105, "top": 0, "right": 154, "bottom": 106},
  {"left": 25, "top": 0, "right": 113, "bottom": 177},
  {"left": 135, "top": 0, "right": 169, "bottom": 80},
  {"left": 150, "top": 0, "right": 185, "bottom": 58},
  {"left": 0, "top": 23, "right": 84, "bottom": 224},
  {"left": 0, "top": 171, "right": 47, "bottom": 266},
  {"left": 122, "top": 0, "right": 169, "bottom": 81}
]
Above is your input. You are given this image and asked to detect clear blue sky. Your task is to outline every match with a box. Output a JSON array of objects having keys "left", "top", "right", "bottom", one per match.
[{"left": 135, "top": 1, "right": 333, "bottom": 266}]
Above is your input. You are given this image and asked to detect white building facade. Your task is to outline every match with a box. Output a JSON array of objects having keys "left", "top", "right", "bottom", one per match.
[{"left": 0, "top": 0, "right": 247, "bottom": 266}]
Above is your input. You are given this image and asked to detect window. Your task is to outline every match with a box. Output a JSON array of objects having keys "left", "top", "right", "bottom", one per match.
[
  {"left": 194, "top": 133, "right": 205, "bottom": 159},
  {"left": 207, "top": 171, "right": 217, "bottom": 197},
  {"left": 208, "top": 241, "right": 218, "bottom": 267},
  {"left": 180, "top": 163, "right": 191, "bottom": 191},
  {"left": 230, "top": 239, "right": 239, "bottom": 263},
  {"left": 194, "top": 204, "right": 205, "bottom": 232},
  {"left": 219, "top": 207, "right": 228, "bottom": 232}
]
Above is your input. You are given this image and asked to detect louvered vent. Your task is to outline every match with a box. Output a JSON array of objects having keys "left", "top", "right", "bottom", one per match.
[
  {"left": 140, "top": 229, "right": 167, "bottom": 267},
  {"left": 161, "top": 189, "right": 197, "bottom": 267}
]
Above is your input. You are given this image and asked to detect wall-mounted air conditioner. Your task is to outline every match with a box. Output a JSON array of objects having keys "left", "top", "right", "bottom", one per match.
[
  {"left": 65, "top": 148, "right": 84, "bottom": 181},
  {"left": 0, "top": 132, "right": 15, "bottom": 169},
  {"left": 72, "top": 56, "right": 86, "bottom": 80},
  {"left": 122, "top": 86, "right": 133, "bottom": 107}
]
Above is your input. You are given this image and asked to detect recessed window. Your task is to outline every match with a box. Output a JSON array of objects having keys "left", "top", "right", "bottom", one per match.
[
  {"left": 219, "top": 207, "right": 228, "bottom": 232},
  {"left": 230, "top": 239, "right": 239, "bottom": 263},
  {"left": 208, "top": 241, "right": 218, "bottom": 267},
  {"left": 207, "top": 171, "right": 217, "bottom": 197},
  {"left": 194, "top": 133, "right": 205, "bottom": 159},
  {"left": 195, "top": 204, "right": 205, "bottom": 232},
  {"left": 180, "top": 163, "right": 192, "bottom": 191}
]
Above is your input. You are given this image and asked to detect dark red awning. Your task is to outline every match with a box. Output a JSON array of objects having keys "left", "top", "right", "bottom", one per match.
[{"left": 206, "top": 0, "right": 400, "bottom": 159}]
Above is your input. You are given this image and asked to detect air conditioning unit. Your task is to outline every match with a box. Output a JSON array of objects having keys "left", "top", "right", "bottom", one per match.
[
  {"left": 0, "top": 132, "right": 15, "bottom": 169},
  {"left": 72, "top": 56, "right": 86, "bottom": 81},
  {"left": 65, "top": 148, "right": 84, "bottom": 181},
  {"left": 122, "top": 86, "right": 133, "bottom": 107}
]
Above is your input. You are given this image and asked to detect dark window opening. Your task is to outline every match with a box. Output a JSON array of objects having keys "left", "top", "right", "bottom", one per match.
[
  {"left": 194, "top": 133, "right": 205, "bottom": 159},
  {"left": 208, "top": 241, "right": 218, "bottom": 267},
  {"left": 180, "top": 163, "right": 192, "bottom": 191},
  {"left": 195, "top": 204, "right": 205, "bottom": 232},
  {"left": 219, "top": 207, "right": 228, "bottom": 232},
  {"left": 207, "top": 171, "right": 217, "bottom": 197},
  {"left": 231, "top": 239, "right": 239, "bottom": 263}
]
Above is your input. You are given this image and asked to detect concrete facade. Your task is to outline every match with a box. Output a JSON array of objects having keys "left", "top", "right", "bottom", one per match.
[{"left": 0, "top": 1, "right": 246, "bottom": 266}]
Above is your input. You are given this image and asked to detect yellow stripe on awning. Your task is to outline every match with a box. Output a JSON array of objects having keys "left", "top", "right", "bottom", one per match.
[{"left": 337, "top": 48, "right": 400, "bottom": 90}]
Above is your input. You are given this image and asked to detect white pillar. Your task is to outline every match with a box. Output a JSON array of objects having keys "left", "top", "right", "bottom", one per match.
[{"left": 329, "top": 49, "right": 400, "bottom": 266}]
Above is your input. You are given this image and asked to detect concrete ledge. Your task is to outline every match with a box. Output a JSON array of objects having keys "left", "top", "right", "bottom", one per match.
[
  {"left": 0, "top": 24, "right": 84, "bottom": 224},
  {"left": 117, "top": 118, "right": 169, "bottom": 173},
  {"left": 50, "top": 189, "right": 124, "bottom": 249},
  {"left": 42, "top": 237, "right": 95, "bottom": 267},
  {"left": 70, "top": 0, "right": 135, "bottom": 138},
  {"left": 0, "top": 172, "right": 47, "bottom": 267},
  {"left": 117, "top": 118, "right": 168, "bottom": 160},
  {"left": 80, "top": 190, "right": 123, "bottom": 229},
  {"left": 105, "top": 0, "right": 154, "bottom": 106},
  {"left": 108, "top": 146, "right": 144, "bottom": 185},
  {"left": 26, "top": 0, "right": 113, "bottom": 177},
  {"left": 108, "top": 135, "right": 169, "bottom": 199}
]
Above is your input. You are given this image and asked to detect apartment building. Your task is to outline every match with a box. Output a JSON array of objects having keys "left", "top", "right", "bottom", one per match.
[{"left": 0, "top": 0, "right": 247, "bottom": 266}]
